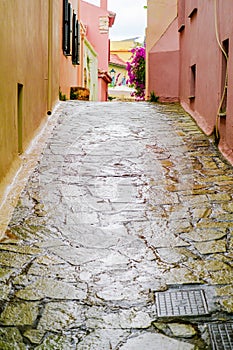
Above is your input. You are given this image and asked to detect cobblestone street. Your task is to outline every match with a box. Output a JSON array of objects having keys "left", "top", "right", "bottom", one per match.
[{"left": 0, "top": 101, "right": 232, "bottom": 349}]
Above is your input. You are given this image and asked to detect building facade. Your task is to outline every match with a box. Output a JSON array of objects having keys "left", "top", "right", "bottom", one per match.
[
  {"left": 80, "top": 0, "right": 115, "bottom": 101},
  {"left": 83, "top": 38, "right": 98, "bottom": 101},
  {"left": 59, "top": 0, "right": 82, "bottom": 99},
  {"left": 146, "top": 0, "right": 178, "bottom": 102},
  {"left": 178, "top": 0, "right": 233, "bottom": 163},
  {"left": 147, "top": 0, "right": 233, "bottom": 164},
  {"left": 109, "top": 54, "right": 127, "bottom": 87},
  {"left": 110, "top": 38, "right": 140, "bottom": 63},
  {"left": 0, "top": 0, "right": 60, "bottom": 201}
]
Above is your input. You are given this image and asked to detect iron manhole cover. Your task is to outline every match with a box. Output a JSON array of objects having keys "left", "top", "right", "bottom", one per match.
[
  {"left": 155, "top": 289, "right": 209, "bottom": 317},
  {"left": 209, "top": 324, "right": 233, "bottom": 350}
]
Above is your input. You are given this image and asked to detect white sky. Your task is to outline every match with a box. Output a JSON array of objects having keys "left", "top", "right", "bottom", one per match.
[{"left": 85, "top": 0, "right": 147, "bottom": 41}]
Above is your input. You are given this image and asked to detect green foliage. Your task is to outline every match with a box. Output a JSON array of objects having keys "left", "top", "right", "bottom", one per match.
[
  {"left": 70, "top": 90, "right": 76, "bottom": 100},
  {"left": 108, "top": 95, "right": 116, "bottom": 101},
  {"left": 59, "top": 88, "right": 67, "bottom": 101},
  {"left": 149, "top": 91, "right": 159, "bottom": 102}
]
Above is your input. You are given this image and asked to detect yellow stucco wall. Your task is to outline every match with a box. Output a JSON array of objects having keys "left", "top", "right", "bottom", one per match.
[
  {"left": 146, "top": 0, "right": 177, "bottom": 97},
  {"left": 110, "top": 39, "right": 139, "bottom": 63},
  {"left": 0, "top": 0, "right": 60, "bottom": 198},
  {"left": 110, "top": 51, "right": 131, "bottom": 63},
  {"left": 146, "top": 0, "right": 177, "bottom": 52},
  {"left": 84, "top": 38, "right": 98, "bottom": 101}
]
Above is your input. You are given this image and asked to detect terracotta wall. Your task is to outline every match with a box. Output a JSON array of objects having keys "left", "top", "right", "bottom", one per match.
[
  {"left": 178, "top": 0, "right": 233, "bottom": 162},
  {"left": 98, "top": 78, "right": 107, "bottom": 102},
  {"left": 0, "top": 0, "right": 60, "bottom": 193}
]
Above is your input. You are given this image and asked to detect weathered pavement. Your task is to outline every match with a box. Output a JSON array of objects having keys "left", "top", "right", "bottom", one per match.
[{"left": 0, "top": 101, "right": 232, "bottom": 349}]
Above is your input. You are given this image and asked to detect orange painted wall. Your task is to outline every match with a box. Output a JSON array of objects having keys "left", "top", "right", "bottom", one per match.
[
  {"left": 0, "top": 0, "right": 60, "bottom": 195},
  {"left": 59, "top": 0, "right": 81, "bottom": 98}
]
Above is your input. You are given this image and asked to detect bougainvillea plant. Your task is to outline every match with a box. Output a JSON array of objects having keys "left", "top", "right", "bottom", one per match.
[{"left": 126, "top": 46, "right": 146, "bottom": 100}]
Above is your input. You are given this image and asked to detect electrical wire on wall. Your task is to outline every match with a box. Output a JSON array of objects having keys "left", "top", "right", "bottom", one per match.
[{"left": 214, "top": 0, "right": 228, "bottom": 140}]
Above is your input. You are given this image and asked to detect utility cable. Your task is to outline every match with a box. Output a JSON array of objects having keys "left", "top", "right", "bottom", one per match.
[{"left": 214, "top": 0, "right": 228, "bottom": 140}]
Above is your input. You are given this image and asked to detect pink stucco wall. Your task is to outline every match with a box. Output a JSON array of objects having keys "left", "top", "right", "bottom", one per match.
[
  {"left": 80, "top": 0, "right": 112, "bottom": 101},
  {"left": 80, "top": 0, "right": 109, "bottom": 72},
  {"left": 178, "top": 0, "right": 233, "bottom": 162},
  {"left": 148, "top": 18, "right": 179, "bottom": 102}
]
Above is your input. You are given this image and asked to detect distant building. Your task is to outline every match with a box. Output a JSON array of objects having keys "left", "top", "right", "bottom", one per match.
[
  {"left": 109, "top": 54, "right": 127, "bottom": 87},
  {"left": 83, "top": 38, "right": 98, "bottom": 101},
  {"left": 110, "top": 38, "right": 140, "bottom": 63},
  {"left": 80, "top": 0, "right": 115, "bottom": 101}
]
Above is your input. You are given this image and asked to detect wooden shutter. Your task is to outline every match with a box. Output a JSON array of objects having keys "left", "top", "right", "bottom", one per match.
[
  {"left": 76, "top": 20, "right": 80, "bottom": 65},
  {"left": 72, "top": 15, "right": 80, "bottom": 65},
  {"left": 63, "top": 0, "right": 71, "bottom": 55},
  {"left": 72, "top": 13, "right": 77, "bottom": 63}
]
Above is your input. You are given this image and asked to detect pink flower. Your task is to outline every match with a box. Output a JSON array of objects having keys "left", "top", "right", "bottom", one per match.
[{"left": 126, "top": 46, "right": 145, "bottom": 100}]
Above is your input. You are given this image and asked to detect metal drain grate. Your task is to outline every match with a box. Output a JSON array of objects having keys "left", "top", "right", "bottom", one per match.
[
  {"left": 209, "top": 324, "right": 233, "bottom": 350},
  {"left": 155, "top": 289, "right": 209, "bottom": 317}
]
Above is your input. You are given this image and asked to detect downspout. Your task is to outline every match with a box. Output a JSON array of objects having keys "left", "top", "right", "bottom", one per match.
[
  {"left": 214, "top": 0, "right": 228, "bottom": 140},
  {"left": 47, "top": 0, "right": 53, "bottom": 115}
]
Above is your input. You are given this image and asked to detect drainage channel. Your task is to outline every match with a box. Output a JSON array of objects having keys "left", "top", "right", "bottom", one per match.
[
  {"left": 154, "top": 286, "right": 233, "bottom": 349},
  {"left": 208, "top": 324, "right": 233, "bottom": 350},
  {"left": 155, "top": 289, "right": 209, "bottom": 318}
]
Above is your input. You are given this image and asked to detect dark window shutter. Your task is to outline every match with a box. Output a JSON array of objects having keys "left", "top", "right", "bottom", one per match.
[
  {"left": 63, "top": 0, "right": 68, "bottom": 53},
  {"left": 72, "top": 16, "right": 80, "bottom": 65},
  {"left": 64, "top": 0, "right": 68, "bottom": 22},
  {"left": 63, "top": 0, "right": 71, "bottom": 55},
  {"left": 72, "top": 13, "right": 77, "bottom": 63},
  {"left": 67, "top": 3, "right": 72, "bottom": 54},
  {"left": 76, "top": 20, "right": 80, "bottom": 65}
]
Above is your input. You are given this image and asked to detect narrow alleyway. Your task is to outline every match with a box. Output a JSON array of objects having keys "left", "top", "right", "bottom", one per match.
[{"left": 0, "top": 101, "right": 232, "bottom": 349}]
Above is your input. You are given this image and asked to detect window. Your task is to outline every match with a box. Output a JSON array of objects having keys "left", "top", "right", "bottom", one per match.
[
  {"left": 17, "top": 83, "right": 23, "bottom": 154},
  {"left": 63, "top": 0, "right": 80, "bottom": 64},
  {"left": 188, "top": 0, "right": 198, "bottom": 19},
  {"left": 72, "top": 13, "right": 80, "bottom": 65},
  {"left": 178, "top": 0, "right": 185, "bottom": 32},
  {"left": 188, "top": 7, "right": 197, "bottom": 19},
  {"left": 63, "top": 0, "right": 72, "bottom": 55},
  {"left": 189, "top": 64, "right": 196, "bottom": 100},
  {"left": 220, "top": 39, "right": 229, "bottom": 116}
]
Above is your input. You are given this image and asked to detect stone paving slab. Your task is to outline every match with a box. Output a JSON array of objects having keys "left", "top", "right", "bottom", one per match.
[{"left": 0, "top": 101, "right": 232, "bottom": 348}]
